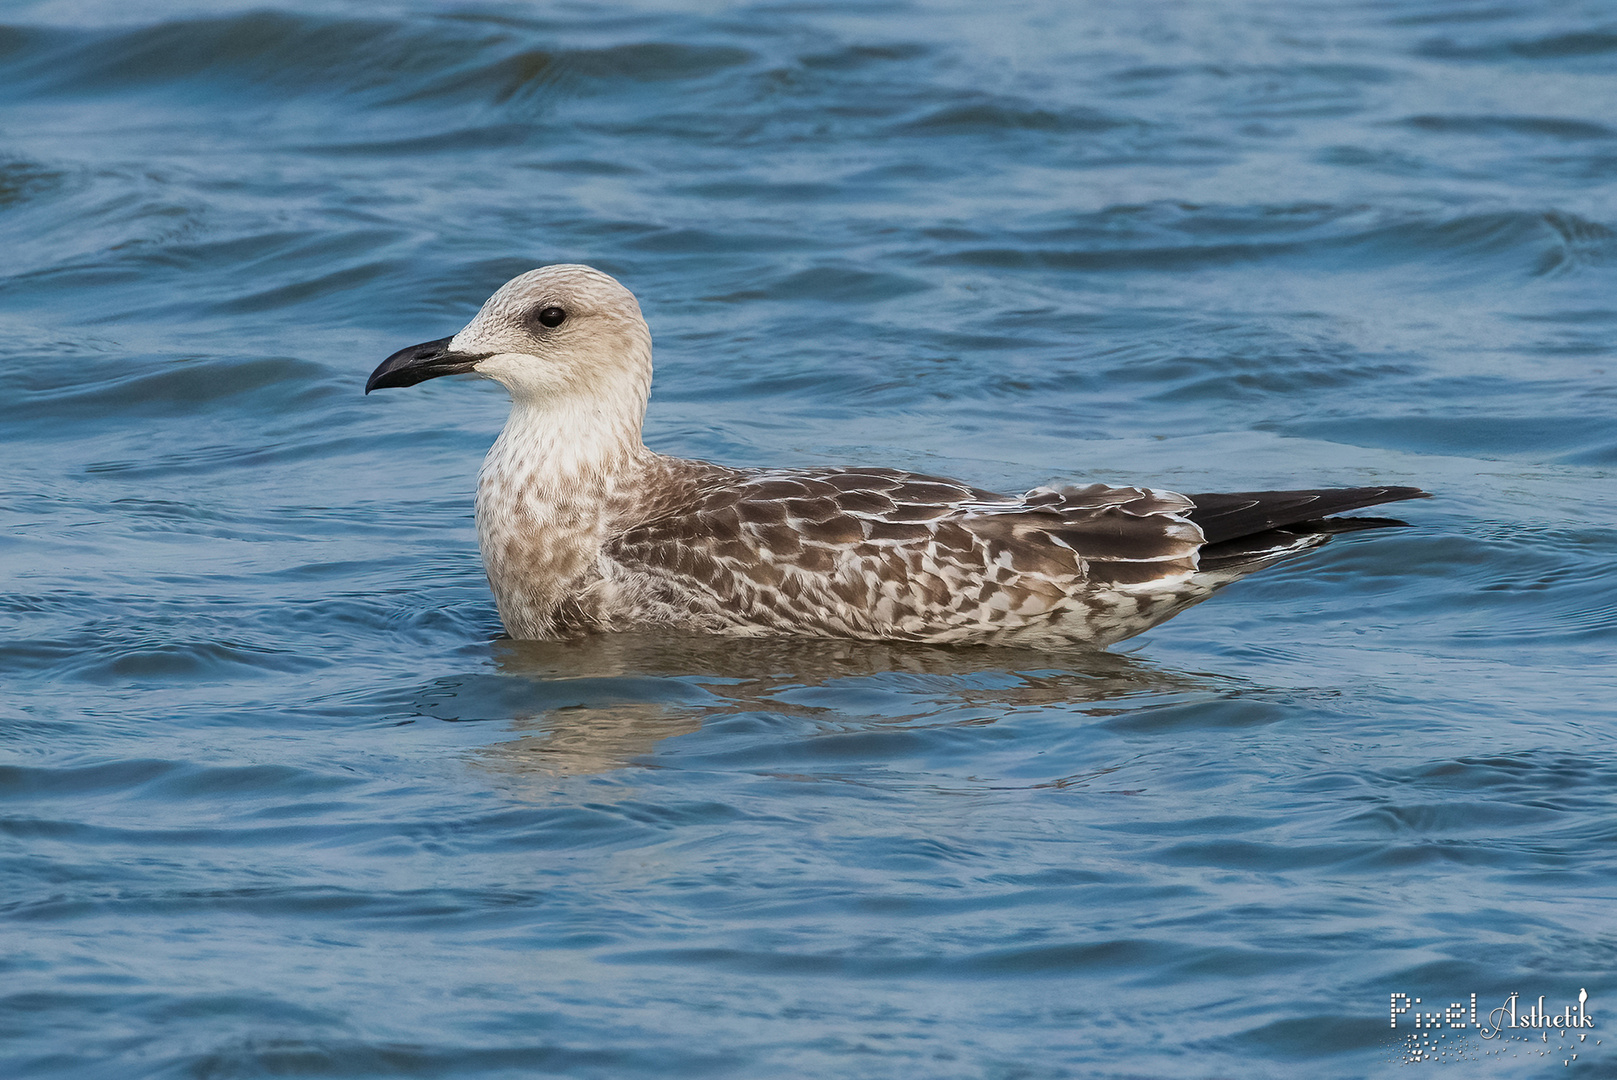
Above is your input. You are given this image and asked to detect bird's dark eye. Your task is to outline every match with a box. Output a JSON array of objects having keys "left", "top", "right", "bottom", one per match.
[{"left": 535, "top": 306, "right": 567, "bottom": 328}]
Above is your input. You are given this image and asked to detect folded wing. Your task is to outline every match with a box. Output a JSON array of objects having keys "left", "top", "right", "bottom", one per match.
[{"left": 608, "top": 469, "right": 1213, "bottom": 639}]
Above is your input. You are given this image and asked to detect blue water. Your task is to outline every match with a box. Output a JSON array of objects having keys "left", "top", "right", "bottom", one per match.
[{"left": 3, "top": 0, "right": 1615, "bottom": 1076}]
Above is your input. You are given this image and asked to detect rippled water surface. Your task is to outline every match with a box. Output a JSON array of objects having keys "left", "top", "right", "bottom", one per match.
[{"left": 4, "top": 1, "right": 1616, "bottom": 1076}]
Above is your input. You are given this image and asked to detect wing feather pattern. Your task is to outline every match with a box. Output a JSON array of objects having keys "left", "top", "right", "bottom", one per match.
[{"left": 606, "top": 468, "right": 1211, "bottom": 643}]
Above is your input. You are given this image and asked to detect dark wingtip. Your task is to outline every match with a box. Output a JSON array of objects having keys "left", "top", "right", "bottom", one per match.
[{"left": 1186, "top": 485, "right": 1432, "bottom": 545}]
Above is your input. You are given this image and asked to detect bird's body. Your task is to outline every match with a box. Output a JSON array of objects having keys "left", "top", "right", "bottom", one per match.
[{"left": 369, "top": 265, "right": 1427, "bottom": 646}]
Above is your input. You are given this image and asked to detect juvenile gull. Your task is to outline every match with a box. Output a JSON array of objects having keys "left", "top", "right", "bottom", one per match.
[{"left": 367, "top": 264, "right": 1427, "bottom": 646}]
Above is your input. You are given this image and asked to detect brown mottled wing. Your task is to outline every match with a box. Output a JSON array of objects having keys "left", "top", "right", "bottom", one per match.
[
  {"left": 981, "top": 483, "right": 1204, "bottom": 586},
  {"left": 606, "top": 466, "right": 1207, "bottom": 639}
]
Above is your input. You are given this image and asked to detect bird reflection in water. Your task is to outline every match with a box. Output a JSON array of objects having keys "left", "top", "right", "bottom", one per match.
[{"left": 406, "top": 632, "right": 1240, "bottom": 778}]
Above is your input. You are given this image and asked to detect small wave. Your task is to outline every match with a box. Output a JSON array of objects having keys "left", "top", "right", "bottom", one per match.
[
  {"left": 300, "top": 123, "right": 537, "bottom": 158},
  {"left": 709, "top": 265, "right": 930, "bottom": 303},
  {"left": 1373, "top": 752, "right": 1617, "bottom": 804},
  {"left": 0, "top": 759, "right": 356, "bottom": 802},
  {"left": 0, "top": 157, "right": 63, "bottom": 210},
  {"left": 167, "top": 1038, "right": 722, "bottom": 1080},
  {"left": 384, "top": 41, "right": 752, "bottom": 112},
  {"left": 1, "top": 13, "right": 753, "bottom": 112},
  {"left": 894, "top": 96, "right": 1134, "bottom": 135},
  {"left": 14, "top": 354, "right": 333, "bottom": 422},
  {"left": 1401, "top": 113, "right": 1614, "bottom": 140},
  {"left": 1113, "top": 61, "right": 1395, "bottom": 86},
  {"left": 563, "top": 42, "right": 753, "bottom": 83},
  {"left": 1259, "top": 413, "right": 1617, "bottom": 462},
  {"left": 48, "top": 638, "right": 328, "bottom": 683},
  {"left": 799, "top": 42, "right": 931, "bottom": 71},
  {"left": 1417, "top": 30, "right": 1617, "bottom": 61},
  {"left": 927, "top": 205, "right": 1615, "bottom": 279},
  {"left": 1346, "top": 799, "right": 1564, "bottom": 836},
  {"left": 6, "top": 13, "right": 417, "bottom": 99}
]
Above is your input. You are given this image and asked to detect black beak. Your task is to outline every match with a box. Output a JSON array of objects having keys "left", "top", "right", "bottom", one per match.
[{"left": 365, "top": 336, "right": 488, "bottom": 393}]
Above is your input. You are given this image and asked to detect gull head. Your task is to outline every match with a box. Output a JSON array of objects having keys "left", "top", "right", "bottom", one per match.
[{"left": 366, "top": 264, "right": 652, "bottom": 406}]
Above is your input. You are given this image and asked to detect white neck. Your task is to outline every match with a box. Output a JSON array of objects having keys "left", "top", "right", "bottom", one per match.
[
  {"left": 486, "top": 391, "right": 645, "bottom": 485},
  {"left": 473, "top": 369, "right": 654, "bottom": 636}
]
